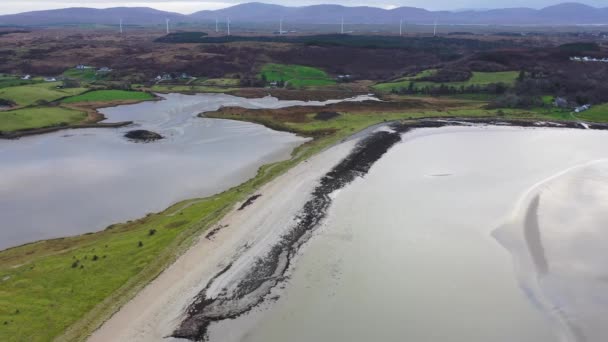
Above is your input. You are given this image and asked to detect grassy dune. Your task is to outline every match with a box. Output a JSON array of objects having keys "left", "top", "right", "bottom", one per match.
[
  {"left": 0, "top": 82, "right": 88, "bottom": 106},
  {"left": 62, "top": 90, "right": 154, "bottom": 104},
  {"left": 0, "top": 107, "right": 87, "bottom": 132},
  {"left": 260, "top": 63, "right": 336, "bottom": 88}
]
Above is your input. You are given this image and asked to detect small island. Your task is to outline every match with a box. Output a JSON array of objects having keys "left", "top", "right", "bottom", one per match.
[{"left": 124, "top": 129, "right": 163, "bottom": 142}]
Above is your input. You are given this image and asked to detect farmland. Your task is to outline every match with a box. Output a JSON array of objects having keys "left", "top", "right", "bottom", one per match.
[
  {"left": 0, "top": 106, "right": 87, "bottom": 132},
  {"left": 62, "top": 90, "right": 154, "bottom": 104},
  {"left": 259, "top": 63, "right": 336, "bottom": 88},
  {"left": 373, "top": 71, "right": 519, "bottom": 93},
  {"left": 62, "top": 68, "right": 102, "bottom": 82},
  {"left": 0, "top": 82, "right": 87, "bottom": 106}
]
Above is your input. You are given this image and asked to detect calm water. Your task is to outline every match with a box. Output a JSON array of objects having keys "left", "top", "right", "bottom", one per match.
[
  {"left": 209, "top": 126, "right": 608, "bottom": 342},
  {"left": 0, "top": 93, "right": 374, "bottom": 250}
]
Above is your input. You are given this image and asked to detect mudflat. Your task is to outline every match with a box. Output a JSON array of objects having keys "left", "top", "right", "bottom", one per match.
[{"left": 208, "top": 126, "right": 608, "bottom": 342}]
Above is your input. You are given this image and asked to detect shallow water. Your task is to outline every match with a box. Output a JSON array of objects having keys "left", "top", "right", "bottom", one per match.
[
  {"left": 209, "top": 126, "right": 608, "bottom": 342},
  {"left": 0, "top": 93, "right": 374, "bottom": 250},
  {"left": 495, "top": 161, "right": 608, "bottom": 342}
]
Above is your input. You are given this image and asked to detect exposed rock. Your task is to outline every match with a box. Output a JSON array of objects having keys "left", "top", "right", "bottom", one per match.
[{"left": 124, "top": 129, "right": 163, "bottom": 142}]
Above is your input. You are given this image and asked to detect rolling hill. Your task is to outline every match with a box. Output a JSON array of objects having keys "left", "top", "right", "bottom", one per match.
[{"left": 0, "top": 2, "right": 607, "bottom": 26}]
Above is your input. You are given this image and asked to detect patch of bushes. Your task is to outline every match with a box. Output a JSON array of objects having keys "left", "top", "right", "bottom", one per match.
[
  {"left": 314, "top": 111, "right": 341, "bottom": 121},
  {"left": 558, "top": 42, "right": 600, "bottom": 53}
]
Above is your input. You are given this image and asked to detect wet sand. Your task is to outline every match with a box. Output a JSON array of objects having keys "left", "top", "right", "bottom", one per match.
[
  {"left": 208, "top": 125, "right": 608, "bottom": 342},
  {"left": 91, "top": 123, "right": 608, "bottom": 342},
  {"left": 495, "top": 161, "right": 608, "bottom": 342}
]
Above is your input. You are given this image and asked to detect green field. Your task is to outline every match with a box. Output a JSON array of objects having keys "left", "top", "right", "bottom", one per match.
[
  {"left": 0, "top": 82, "right": 88, "bottom": 106},
  {"left": 62, "top": 90, "right": 154, "bottom": 104},
  {"left": 373, "top": 71, "right": 519, "bottom": 93},
  {"left": 197, "top": 78, "right": 240, "bottom": 87},
  {"left": 150, "top": 84, "right": 239, "bottom": 93},
  {"left": 259, "top": 63, "right": 336, "bottom": 88},
  {"left": 62, "top": 68, "right": 101, "bottom": 82},
  {"left": 0, "top": 106, "right": 87, "bottom": 132},
  {"left": 575, "top": 103, "right": 608, "bottom": 122},
  {"left": 0, "top": 76, "right": 41, "bottom": 89}
]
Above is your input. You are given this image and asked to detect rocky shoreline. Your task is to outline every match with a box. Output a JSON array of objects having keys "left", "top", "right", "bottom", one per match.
[{"left": 170, "top": 118, "right": 608, "bottom": 341}]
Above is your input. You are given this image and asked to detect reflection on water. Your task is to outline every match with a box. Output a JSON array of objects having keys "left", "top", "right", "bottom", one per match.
[
  {"left": 209, "top": 126, "right": 608, "bottom": 342},
  {"left": 496, "top": 161, "right": 608, "bottom": 342},
  {"left": 0, "top": 93, "right": 374, "bottom": 250}
]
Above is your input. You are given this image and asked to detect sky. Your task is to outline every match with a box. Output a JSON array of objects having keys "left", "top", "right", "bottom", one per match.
[{"left": 0, "top": 0, "right": 605, "bottom": 15}]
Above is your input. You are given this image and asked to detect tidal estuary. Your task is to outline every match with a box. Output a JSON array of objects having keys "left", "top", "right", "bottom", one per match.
[
  {"left": 0, "top": 93, "right": 374, "bottom": 250},
  {"left": 204, "top": 125, "right": 608, "bottom": 342}
]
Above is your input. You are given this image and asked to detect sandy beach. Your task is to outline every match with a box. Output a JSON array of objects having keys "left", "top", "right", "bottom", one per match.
[{"left": 88, "top": 136, "right": 360, "bottom": 341}]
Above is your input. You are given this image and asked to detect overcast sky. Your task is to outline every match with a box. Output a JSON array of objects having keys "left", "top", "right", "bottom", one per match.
[{"left": 0, "top": 0, "right": 605, "bottom": 15}]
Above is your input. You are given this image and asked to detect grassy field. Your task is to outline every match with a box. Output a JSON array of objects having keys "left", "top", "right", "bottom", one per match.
[
  {"left": 1, "top": 96, "right": 601, "bottom": 342},
  {"left": 209, "top": 106, "right": 573, "bottom": 136},
  {"left": 150, "top": 84, "right": 239, "bottom": 93},
  {"left": 575, "top": 103, "right": 608, "bottom": 122},
  {"left": 197, "top": 78, "right": 240, "bottom": 87},
  {"left": 259, "top": 63, "right": 336, "bottom": 88},
  {"left": 373, "top": 71, "right": 519, "bottom": 93},
  {"left": 0, "top": 106, "right": 87, "bottom": 132},
  {"left": 0, "top": 76, "right": 41, "bottom": 89},
  {"left": 62, "top": 68, "right": 100, "bottom": 82},
  {"left": 0, "top": 82, "right": 88, "bottom": 106},
  {"left": 62, "top": 90, "right": 154, "bottom": 104}
]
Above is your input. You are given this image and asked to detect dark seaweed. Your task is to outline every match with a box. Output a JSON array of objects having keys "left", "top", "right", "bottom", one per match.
[{"left": 237, "top": 194, "right": 262, "bottom": 211}]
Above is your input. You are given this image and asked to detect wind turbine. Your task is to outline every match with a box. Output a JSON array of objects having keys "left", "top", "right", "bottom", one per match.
[
  {"left": 433, "top": 18, "right": 437, "bottom": 37},
  {"left": 279, "top": 17, "right": 283, "bottom": 35},
  {"left": 119, "top": 18, "right": 123, "bottom": 34},
  {"left": 165, "top": 18, "right": 170, "bottom": 34},
  {"left": 341, "top": 17, "right": 344, "bottom": 34},
  {"left": 215, "top": 18, "right": 219, "bottom": 32},
  {"left": 227, "top": 17, "right": 231, "bottom": 36},
  {"left": 399, "top": 19, "right": 403, "bottom": 36}
]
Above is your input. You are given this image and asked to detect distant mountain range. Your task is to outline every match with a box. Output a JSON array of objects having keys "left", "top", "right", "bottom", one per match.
[{"left": 1, "top": 2, "right": 608, "bottom": 26}]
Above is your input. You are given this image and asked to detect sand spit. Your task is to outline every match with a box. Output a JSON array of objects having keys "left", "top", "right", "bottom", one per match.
[
  {"left": 88, "top": 135, "right": 360, "bottom": 342},
  {"left": 90, "top": 118, "right": 608, "bottom": 342},
  {"left": 172, "top": 118, "right": 597, "bottom": 340},
  {"left": 172, "top": 130, "right": 403, "bottom": 340}
]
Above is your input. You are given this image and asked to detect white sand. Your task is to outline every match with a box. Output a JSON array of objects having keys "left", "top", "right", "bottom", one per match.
[{"left": 88, "top": 139, "right": 359, "bottom": 342}]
